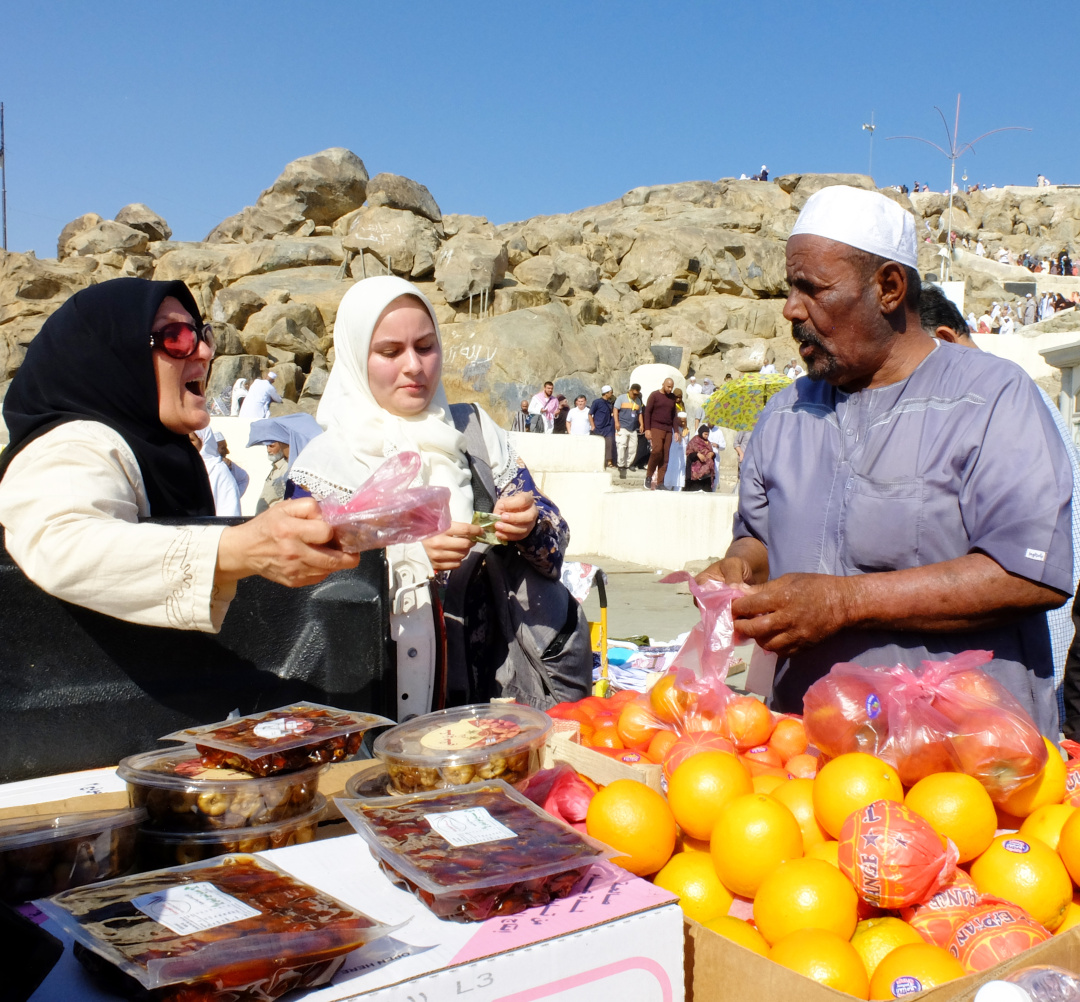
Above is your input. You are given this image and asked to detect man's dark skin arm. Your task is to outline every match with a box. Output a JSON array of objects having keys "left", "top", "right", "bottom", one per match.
[{"left": 699, "top": 540, "right": 1067, "bottom": 657}]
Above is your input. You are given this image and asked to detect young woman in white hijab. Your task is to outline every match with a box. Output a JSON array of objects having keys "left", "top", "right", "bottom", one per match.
[{"left": 290, "top": 277, "right": 572, "bottom": 705}]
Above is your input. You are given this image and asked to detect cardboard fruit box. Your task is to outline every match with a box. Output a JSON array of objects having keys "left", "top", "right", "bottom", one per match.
[
  {"left": 685, "top": 917, "right": 1080, "bottom": 1002},
  {"left": 543, "top": 730, "right": 664, "bottom": 793}
]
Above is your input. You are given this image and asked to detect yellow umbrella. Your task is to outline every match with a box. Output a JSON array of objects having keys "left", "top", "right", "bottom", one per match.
[{"left": 703, "top": 372, "right": 792, "bottom": 431}]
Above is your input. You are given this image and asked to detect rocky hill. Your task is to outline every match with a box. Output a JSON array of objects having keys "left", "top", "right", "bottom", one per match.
[{"left": 2, "top": 147, "right": 1079, "bottom": 425}]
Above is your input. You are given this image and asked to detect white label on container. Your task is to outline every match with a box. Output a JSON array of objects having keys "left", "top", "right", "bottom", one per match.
[
  {"left": 132, "top": 882, "right": 261, "bottom": 935},
  {"left": 252, "top": 717, "right": 314, "bottom": 741},
  {"left": 424, "top": 807, "right": 517, "bottom": 847}
]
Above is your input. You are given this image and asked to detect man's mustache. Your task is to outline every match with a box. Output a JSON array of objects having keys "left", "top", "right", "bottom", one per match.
[{"left": 792, "top": 322, "right": 828, "bottom": 351}]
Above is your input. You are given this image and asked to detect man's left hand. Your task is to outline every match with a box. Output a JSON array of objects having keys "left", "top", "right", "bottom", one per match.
[
  {"left": 731, "top": 573, "right": 854, "bottom": 656},
  {"left": 493, "top": 491, "right": 539, "bottom": 543}
]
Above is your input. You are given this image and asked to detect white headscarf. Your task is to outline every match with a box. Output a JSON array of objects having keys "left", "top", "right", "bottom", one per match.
[{"left": 289, "top": 276, "right": 474, "bottom": 520}]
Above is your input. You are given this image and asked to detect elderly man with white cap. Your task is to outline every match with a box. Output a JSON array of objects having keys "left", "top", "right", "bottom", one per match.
[{"left": 697, "top": 185, "right": 1072, "bottom": 735}]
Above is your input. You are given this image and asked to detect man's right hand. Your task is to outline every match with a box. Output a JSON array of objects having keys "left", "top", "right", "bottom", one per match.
[{"left": 644, "top": 429, "right": 652, "bottom": 442}]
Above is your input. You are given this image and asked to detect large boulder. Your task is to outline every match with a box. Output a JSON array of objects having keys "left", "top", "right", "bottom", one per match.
[
  {"left": 221, "top": 237, "right": 344, "bottom": 282},
  {"left": 512, "top": 256, "right": 569, "bottom": 296},
  {"left": 365, "top": 173, "right": 442, "bottom": 224},
  {"left": 68, "top": 221, "right": 149, "bottom": 258},
  {"left": 211, "top": 286, "right": 266, "bottom": 329},
  {"left": 724, "top": 340, "right": 774, "bottom": 372},
  {"left": 341, "top": 206, "right": 440, "bottom": 278},
  {"left": 244, "top": 299, "right": 326, "bottom": 343},
  {"left": 440, "top": 301, "right": 598, "bottom": 424},
  {"left": 114, "top": 203, "right": 172, "bottom": 242},
  {"left": 205, "top": 354, "right": 266, "bottom": 407},
  {"left": 270, "top": 361, "right": 305, "bottom": 401},
  {"left": 553, "top": 250, "right": 601, "bottom": 294},
  {"left": 435, "top": 234, "right": 509, "bottom": 303},
  {"left": 57, "top": 213, "right": 104, "bottom": 260},
  {"left": 0, "top": 252, "right": 97, "bottom": 346},
  {"left": 228, "top": 266, "right": 350, "bottom": 331},
  {"left": 208, "top": 321, "right": 244, "bottom": 356},
  {"left": 207, "top": 148, "right": 368, "bottom": 243}
]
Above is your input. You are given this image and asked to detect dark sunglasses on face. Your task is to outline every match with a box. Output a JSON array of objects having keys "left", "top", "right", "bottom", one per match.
[{"left": 149, "top": 321, "right": 216, "bottom": 359}]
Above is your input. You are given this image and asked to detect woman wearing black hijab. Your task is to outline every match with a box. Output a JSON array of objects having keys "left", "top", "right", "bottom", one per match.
[{"left": 0, "top": 278, "right": 357, "bottom": 631}]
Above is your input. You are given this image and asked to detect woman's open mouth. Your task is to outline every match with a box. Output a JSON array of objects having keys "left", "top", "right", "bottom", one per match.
[{"left": 185, "top": 379, "right": 206, "bottom": 398}]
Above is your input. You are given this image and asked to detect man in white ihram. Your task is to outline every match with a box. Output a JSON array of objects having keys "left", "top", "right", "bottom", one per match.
[{"left": 238, "top": 372, "right": 282, "bottom": 420}]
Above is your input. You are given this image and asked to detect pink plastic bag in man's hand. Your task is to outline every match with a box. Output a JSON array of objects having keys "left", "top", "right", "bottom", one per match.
[
  {"left": 660, "top": 572, "right": 778, "bottom": 695},
  {"left": 318, "top": 451, "right": 451, "bottom": 554}
]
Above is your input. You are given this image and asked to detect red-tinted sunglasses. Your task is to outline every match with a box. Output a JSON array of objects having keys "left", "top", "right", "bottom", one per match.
[{"left": 149, "top": 321, "right": 216, "bottom": 360}]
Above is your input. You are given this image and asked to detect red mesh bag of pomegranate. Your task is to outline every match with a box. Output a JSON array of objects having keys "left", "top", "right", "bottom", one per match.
[{"left": 837, "top": 799, "right": 958, "bottom": 909}]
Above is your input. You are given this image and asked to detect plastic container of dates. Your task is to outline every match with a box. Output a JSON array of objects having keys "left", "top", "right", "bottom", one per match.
[
  {"left": 337, "top": 780, "right": 615, "bottom": 922},
  {"left": 118, "top": 746, "right": 323, "bottom": 832},
  {"left": 161, "top": 702, "right": 394, "bottom": 776},
  {"left": 0, "top": 807, "right": 145, "bottom": 904},
  {"left": 137, "top": 794, "right": 326, "bottom": 869},
  {"left": 37, "top": 852, "right": 394, "bottom": 1002},
  {"left": 372, "top": 703, "right": 553, "bottom": 794}
]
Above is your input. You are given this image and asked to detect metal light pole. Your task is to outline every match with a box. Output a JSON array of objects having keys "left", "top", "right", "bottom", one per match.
[
  {"left": 888, "top": 95, "right": 1029, "bottom": 281},
  {"left": 1, "top": 103, "right": 7, "bottom": 252},
  {"left": 861, "top": 112, "right": 876, "bottom": 179}
]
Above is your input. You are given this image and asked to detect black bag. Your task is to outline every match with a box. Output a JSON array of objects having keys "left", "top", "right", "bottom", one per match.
[{"left": 443, "top": 404, "right": 592, "bottom": 709}]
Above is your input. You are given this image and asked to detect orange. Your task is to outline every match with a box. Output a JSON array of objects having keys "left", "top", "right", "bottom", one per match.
[
  {"left": 769, "top": 928, "right": 869, "bottom": 999},
  {"left": 1019, "top": 803, "right": 1077, "bottom": 852},
  {"left": 702, "top": 916, "right": 770, "bottom": 957},
  {"left": 741, "top": 745, "right": 784, "bottom": 771},
  {"left": 649, "top": 674, "right": 691, "bottom": 725},
  {"left": 1054, "top": 809, "right": 1080, "bottom": 885},
  {"left": 662, "top": 731, "right": 736, "bottom": 780},
  {"left": 768, "top": 716, "right": 808, "bottom": 763},
  {"left": 868, "top": 943, "right": 965, "bottom": 999},
  {"left": 588, "top": 722, "right": 625, "bottom": 750},
  {"left": 575, "top": 696, "right": 610, "bottom": 720},
  {"left": 753, "top": 857, "right": 858, "bottom": 944},
  {"left": 711, "top": 793, "right": 803, "bottom": 898},
  {"left": 850, "top": 916, "right": 928, "bottom": 980},
  {"left": 644, "top": 728, "right": 678, "bottom": 764},
  {"left": 805, "top": 840, "right": 840, "bottom": 868},
  {"left": 1056, "top": 898, "right": 1080, "bottom": 936},
  {"left": 653, "top": 850, "right": 733, "bottom": 923},
  {"left": 785, "top": 752, "right": 820, "bottom": 779},
  {"left": 997, "top": 738, "right": 1067, "bottom": 818},
  {"left": 616, "top": 700, "right": 661, "bottom": 751},
  {"left": 903, "top": 772, "right": 997, "bottom": 863},
  {"left": 675, "top": 831, "right": 712, "bottom": 854},
  {"left": 725, "top": 696, "right": 774, "bottom": 750},
  {"left": 812, "top": 752, "right": 903, "bottom": 839},
  {"left": 667, "top": 751, "right": 752, "bottom": 841},
  {"left": 771, "top": 778, "right": 829, "bottom": 849},
  {"left": 585, "top": 778, "right": 676, "bottom": 876},
  {"left": 753, "top": 773, "right": 786, "bottom": 795},
  {"left": 969, "top": 833, "right": 1072, "bottom": 931}
]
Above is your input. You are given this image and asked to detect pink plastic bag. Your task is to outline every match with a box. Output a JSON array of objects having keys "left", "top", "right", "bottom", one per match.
[
  {"left": 803, "top": 651, "right": 1047, "bottom": 800},
  {"left": 319, "top": 451, "right": 451, "bottom": 554},
  {"left": 660, "top": 573, "right": 778, "bottom": 698}
]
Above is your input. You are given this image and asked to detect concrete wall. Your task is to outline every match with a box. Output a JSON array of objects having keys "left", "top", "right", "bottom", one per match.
[
  {"left": 975, "top": 328, "right": 1080, "bottom": 380},
  {"left": 510, "top": 430, "right": 605, "bottom": 472}
]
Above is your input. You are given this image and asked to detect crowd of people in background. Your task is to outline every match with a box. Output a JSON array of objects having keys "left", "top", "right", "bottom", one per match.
[{"left": 512, "top": 377, "right": 737, "bottom": 493}]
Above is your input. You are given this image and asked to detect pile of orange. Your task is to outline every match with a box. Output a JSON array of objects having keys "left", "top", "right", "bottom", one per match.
[
  {"left": 566, "top": 675, "right": 1080, "bottom": 1000},
  {"left": 547, "top": 678, "right": 816, "bottom": 783}
]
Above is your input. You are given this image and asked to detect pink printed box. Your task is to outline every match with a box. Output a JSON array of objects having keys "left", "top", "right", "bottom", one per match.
[{"left": 29, "top": 831, "right": 684, "bottom": 1002}]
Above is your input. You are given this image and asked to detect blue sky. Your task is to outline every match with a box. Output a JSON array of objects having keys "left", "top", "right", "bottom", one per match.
[{"left": 2, "top": 1, "right": 1076, "bottom": 257}]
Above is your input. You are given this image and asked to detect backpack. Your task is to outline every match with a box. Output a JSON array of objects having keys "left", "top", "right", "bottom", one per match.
[{"left": 442, "top": 403, "right": 592, "bottom": 708}]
